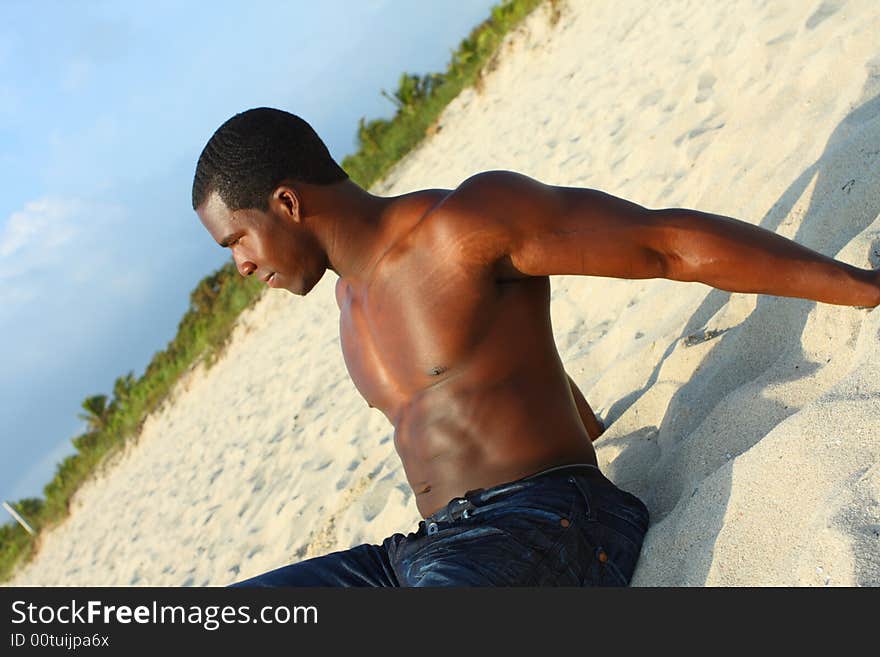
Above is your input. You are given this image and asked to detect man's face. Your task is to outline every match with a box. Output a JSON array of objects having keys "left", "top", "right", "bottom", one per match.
[{"left": 196, "top": 190, "right": 327, "bottom": 295}]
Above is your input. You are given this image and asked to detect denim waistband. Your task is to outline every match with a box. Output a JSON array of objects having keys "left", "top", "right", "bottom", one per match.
[{"left": 423, "top": 463, "right": 602, "bottom": 528}]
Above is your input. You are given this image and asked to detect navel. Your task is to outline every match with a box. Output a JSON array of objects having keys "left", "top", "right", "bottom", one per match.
[{"left": 428, "top": 365, "right": 448, "bottom": 377}]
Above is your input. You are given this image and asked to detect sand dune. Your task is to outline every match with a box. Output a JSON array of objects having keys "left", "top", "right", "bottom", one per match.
[{"left": 9, "top": 0, "right": 880, "bottom": 586}]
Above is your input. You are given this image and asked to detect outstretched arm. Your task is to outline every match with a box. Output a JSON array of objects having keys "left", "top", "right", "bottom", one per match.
[{"left": 448, "top": 171, "right": 880, "bottom": 308}]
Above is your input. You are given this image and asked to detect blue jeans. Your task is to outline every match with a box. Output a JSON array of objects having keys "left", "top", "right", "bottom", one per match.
[{"left": 229, "top": 464, "right": 649, "bottom": 587}]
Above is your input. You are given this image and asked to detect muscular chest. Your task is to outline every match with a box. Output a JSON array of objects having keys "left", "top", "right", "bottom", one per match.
[{"left": 337, "top": 257, "right": 497, "bottom": 411}]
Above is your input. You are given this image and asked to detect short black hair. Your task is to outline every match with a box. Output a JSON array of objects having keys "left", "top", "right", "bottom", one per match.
[{"left": 192, "top": 107, "right": 349, "bottom": 211}]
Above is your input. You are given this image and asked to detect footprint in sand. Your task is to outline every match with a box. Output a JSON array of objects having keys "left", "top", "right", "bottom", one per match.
[
  {"left": 695, "top": 72, "right": 716, "bottom": 104},
  {"left": 396, "top": 483, "right": 412, "bottom": 505},
  {"left": 302, "top": 452, "right": 334, "bottom": 471},
  {"left": 608, "top": 116, "right": 625, "bottom": 138},
  {"left": 559, "top": 319, "right": 586, "bottom": 351},
  {"left": 805, "top": 0, "right": 845, "bottom": 31},
  {"left": 360, "top": 473, "right": 398, "bottom": 522},
  {"left": 202, "top": 504, "right": 222, "bottom": 526},
  {"left": 249, "top": 473, "right": 265, "bottom": 493},
  {"left": 267, "top": 429, "right": 286, "bottom": 444},
  {"left": 639, "top": 90, "right": 664, "bottom": 109},
  {"left": 765, "top": 31, "right": 795, "bottom": 47},
  {"left": 334, "top": 458, "right": 363, "bottom": 490},
  {"left": 611, "top": 153, "right": 629, "bottom": 172},
  {"left": 675, "top": 114, "right": 726, "bottom": 146}
]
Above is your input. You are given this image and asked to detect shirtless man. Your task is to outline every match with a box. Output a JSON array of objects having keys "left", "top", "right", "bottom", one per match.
[{"left": 193, "top": 108, "right": 880, "bottom": 586}]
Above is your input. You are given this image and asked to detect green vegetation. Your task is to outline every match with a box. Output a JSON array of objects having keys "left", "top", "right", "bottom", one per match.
[
  {"left": 0, "top": 0, "right": 555, "bottom": 582},
  {"left": 343, "top": 0, "right": 550, "bottom": 189}
]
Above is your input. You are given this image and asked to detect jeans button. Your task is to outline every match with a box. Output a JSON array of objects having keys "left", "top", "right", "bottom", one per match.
[{"left": 427, "top": 522, "right": 439, "bottom": 535}]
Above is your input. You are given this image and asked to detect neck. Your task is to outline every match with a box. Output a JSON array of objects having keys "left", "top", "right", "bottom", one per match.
[{"left": 300, "top": 179, "right": 395, "bottom": 281}]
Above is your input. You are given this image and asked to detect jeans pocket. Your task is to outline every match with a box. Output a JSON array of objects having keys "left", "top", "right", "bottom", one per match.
[
  {"left": 595, "top": 548, "right": 630, "bottom": 586},
  {"left": 577, "top": 520, "right": 643, "bottom": 586},
  {"left": 482, "top": 484, "right": 581, "bottom": 553}
]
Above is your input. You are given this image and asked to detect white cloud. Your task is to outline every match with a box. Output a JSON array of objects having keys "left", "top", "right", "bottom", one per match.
[
  {"left": 0, "top": 194, "right": 138, "bottom": 377},
  {"left": 0, "top": 197, "right": 125, "bottom": 299},
  {"left": 0, "top": 197, "right": 80, "bottom": 259}
]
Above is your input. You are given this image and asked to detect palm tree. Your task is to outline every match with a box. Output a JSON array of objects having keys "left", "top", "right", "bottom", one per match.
[
  {"left": 110, "top": 372, "right": 135, "bottom": 414},
  {"left": 381, "top": 73, "right": 444, "bottom": 116},
  {"left": 78, "top": 394, "right": 109, "bottom": 432}
]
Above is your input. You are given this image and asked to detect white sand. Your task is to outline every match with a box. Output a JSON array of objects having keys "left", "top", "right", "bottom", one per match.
[{"left": 9, "top": 0, "right": 880, "bottom": 586}]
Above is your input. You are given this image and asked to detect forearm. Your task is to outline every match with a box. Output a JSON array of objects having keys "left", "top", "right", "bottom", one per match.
[{"left": 655, "top": 208, "right": 880, "bottom": 307}]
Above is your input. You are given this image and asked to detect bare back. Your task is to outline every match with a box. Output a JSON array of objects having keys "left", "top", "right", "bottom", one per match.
[{"left": 336, "top": 189, "right": 597, "bottom": 518}]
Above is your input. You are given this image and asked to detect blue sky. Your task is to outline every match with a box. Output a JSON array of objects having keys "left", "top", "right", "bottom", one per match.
[{"left": 0, "top": 0, "right": 500, "bottom": 513}]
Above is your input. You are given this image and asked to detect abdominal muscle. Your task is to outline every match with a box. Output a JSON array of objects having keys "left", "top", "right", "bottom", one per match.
[
  {"left": 391, "top": 364, "right": 598, "bottom": 518},
  {"left": 337, "top": 250, "right": 599, "bottom": 518}
]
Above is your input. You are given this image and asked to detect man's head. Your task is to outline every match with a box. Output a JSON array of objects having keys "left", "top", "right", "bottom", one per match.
[
  {"left": 192, "top": 107, "right": 348, "bottom": 295},
  {"left": 192, "top": 107, "right": 348, "bottom": 211}
]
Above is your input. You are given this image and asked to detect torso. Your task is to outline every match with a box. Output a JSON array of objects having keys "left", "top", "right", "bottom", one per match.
[{"left": 336, "top": 190, "right": 597, "bottom": 517}]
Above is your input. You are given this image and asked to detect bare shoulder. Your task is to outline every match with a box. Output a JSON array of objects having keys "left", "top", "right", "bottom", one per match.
[
  {"left": 440, "top": 170, "right": 554, "bottom": 219},
  {"left": 414, "top": 171, "right": 663, "bottom": 281},
  {"left": 420, "top": 171, "right": 528, "bottom": 239},
  {"left": 419, "top": 170, "right": 558, "bottom": 277}
]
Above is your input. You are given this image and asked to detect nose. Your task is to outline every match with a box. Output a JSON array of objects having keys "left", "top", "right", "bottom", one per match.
[{"left": 233, "top": 251, "right": 256, "bottom": 277}]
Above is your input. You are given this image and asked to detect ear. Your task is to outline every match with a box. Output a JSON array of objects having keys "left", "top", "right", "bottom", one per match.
[{"left": 271, "top": 185, "right": 302, "bottom": 223}]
